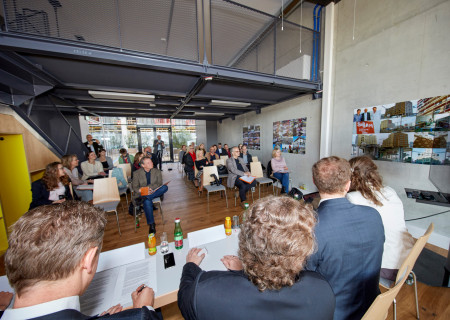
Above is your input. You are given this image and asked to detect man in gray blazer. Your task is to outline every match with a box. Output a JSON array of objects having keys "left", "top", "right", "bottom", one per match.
[
  {"left": 152, "top": 135, "right": 165, "bottom": 170},
  {"left": 306, "top": 156, "right": 384, "bottom": 320},
  {"left": 226, "top": 147, "right": 256, "bottom": 208},
  {"left": 132, "top": 157, "right": 168, "bottom": 234}
]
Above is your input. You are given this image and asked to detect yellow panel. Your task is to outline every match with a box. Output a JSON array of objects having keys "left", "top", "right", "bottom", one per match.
[
  {"left": 30, "top": 170, "right": 45, "bottom": 182},
  {"left": 0, "top": 202, "right": 8, "bottom": 253},
  {"left": 0, "top": 134, "right": 31, "bottom": 228}
]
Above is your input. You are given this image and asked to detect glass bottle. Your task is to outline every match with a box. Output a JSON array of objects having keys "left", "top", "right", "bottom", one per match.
[
  {"left": 174, "top": 218, "right": 183, "bottom": 250},
  {"left": 225, "top": 217, "right": 232, "bottom": 236},
  {"left": 148, "top": 233, "right": 157, "bottom": 256}
]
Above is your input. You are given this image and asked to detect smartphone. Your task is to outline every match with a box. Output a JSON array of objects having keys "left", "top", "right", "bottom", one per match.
[{"left": 163, "top": 252, "right": 175, "bottom": 269}]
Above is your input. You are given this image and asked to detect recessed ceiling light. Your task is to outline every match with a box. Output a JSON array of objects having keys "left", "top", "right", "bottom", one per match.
[
  {"left": 88, "top": 90, "right": 155, "bottom": 101},
  {"left": 210, "top": 100, "right": 250, "bottom": 107}
]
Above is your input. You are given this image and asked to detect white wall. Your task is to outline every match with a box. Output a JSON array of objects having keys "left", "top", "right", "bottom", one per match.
[{"left": 218, "top": 94, "right": 322, "bottom": 192}]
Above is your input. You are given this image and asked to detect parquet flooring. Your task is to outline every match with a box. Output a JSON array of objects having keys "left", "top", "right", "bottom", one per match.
[{"left": 0, "top": 162, "right": 449, "bottom": 319}]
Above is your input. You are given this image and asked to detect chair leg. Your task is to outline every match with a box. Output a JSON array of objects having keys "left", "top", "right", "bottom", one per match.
[
  {"left": 134, "top": 206, "right": 137, "bottom": 233},
  {"left": 115, "top": 210, "right": 121, "bottom": 235},
  {"left": 410, "top": 271, "right": 419, "bottom": 319},
  {"left": 225, "top": 189, "right": 228, "bottom": 208},
  {"left": 251, "top": 188, "right": 254, "bottom": 203},
  {"left": 207, "top": 192, "right": 210, "bottom": 212},
  {"left": 159, "top": 202, "right": 164, "bottom": 224},
  {"left": 258, "top": 183, "right": 261, "bottom": 199},
  {"left": 393, "top": 298, "right": 397, "bottom": 320}
]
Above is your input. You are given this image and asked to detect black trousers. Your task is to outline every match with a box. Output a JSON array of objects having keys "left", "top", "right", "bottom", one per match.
[
  {"left": 156, "top": 151, "right": 163, "bottom": 170},
  {"left": 234, "top": 177, "right": 256, "bottom": 202}
]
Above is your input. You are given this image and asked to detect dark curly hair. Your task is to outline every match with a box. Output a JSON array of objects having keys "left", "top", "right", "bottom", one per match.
[
  {"left": 239, "top": 196, "right": 317, "bottom": 292},
  {"left": 349, "top": 156, "right": 384, "bottom": 206},
  {"left": 41, "top": 162, "right": 69, "bottom": 191}
]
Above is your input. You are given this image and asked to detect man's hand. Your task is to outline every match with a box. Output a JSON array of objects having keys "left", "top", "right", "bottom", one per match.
[
  {"left": 131, "top": 285, "right": 154, "bottom": 308},
  {"left": 186, "top": 248, "right": 205, "bottom": 266},
  {"left": 0, "top": 291, "right": 13, "bottom": 311},
  {"left": 284, "top": 166, "right": 288, "bottom": 170},
  {"left": 221, "top": 255, "right": 243, "bottom": 271},
  {"left": 245, "top": 172, "right": 251, "bottom": 177},
  {"left": 95, "top": 139, "right": 101, "bottom": 144},
  {"left": 100, "top": 304, "right": 123, "bottom": 316}
]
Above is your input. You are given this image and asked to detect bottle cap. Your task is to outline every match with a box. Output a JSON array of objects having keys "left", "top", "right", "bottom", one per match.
[
  {"left": 225, "top": 217, "right": 230, "bottom": 220},
  {"left": 244, "top": 203, "right": 249, "bottom": 208},
  {"left": 175, "top": 218, "right": 181, "bottom": 223}
]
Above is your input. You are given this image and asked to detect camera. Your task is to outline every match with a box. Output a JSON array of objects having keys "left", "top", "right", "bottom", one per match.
[{"left": 210, "top": 174, "right": 221, "bottom": 186}]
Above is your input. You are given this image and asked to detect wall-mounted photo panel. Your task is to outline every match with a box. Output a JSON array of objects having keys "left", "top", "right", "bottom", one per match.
[
  {"left": 243, "top": 124, "right": 261, "bottom": 150},
  {"left": 273, "top": 117, "right": 307, "bottom": 153}
]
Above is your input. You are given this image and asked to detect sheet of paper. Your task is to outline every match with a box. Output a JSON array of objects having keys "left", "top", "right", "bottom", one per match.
[
  {"left": 188, "top": 225, "right": 226, "bottom": 249},
  {"left": 239, "top": 175, "right": 255, "bottom": 184},
  {"left": 97, "top": 243, "right": 145, "bottom": 272}
]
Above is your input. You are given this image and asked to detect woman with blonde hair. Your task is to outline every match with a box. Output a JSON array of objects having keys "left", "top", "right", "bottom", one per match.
[
  {"left": 196, "top": 143, "right": 206, "bottom": 156},
  {"left": 29, "top": 162, "right": 73, "bottom": 209},
  {"left": 61, "top": 154, "right": 93, "bottom": 202},
  {"left": 178, "top": 196, "right": 335, "bottom": 319},
  {"left": 347, "top": 155, "right": 415, "bottom": 281},
  {"left": 271, "top": 147, "right": 290, "bottom": 194}
]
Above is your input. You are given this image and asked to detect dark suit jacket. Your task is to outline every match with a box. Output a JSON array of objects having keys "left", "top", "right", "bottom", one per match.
[
  {"left": 152, "top": 139, "right": 164, "bottom": 153},
  {"left": 178, "top": 262, "right": 335, "bottom": 320},
  {"left": 239, "top": 152, "right": 252, "bottom": 164},
  {"left": 29, "top": 179, "right": 73, "bottom": 210},
  {"left": 306, "top": 198, "right": 384, "bottom": 320},
  {"left": 0, "top": 307, "right": 160, "bottom": 319},
  {"left": 131, "top": 168, "right": 163, "bottom": 201},
  {"left": 84, "top": 141, "right": 102, "bottom": 155}
]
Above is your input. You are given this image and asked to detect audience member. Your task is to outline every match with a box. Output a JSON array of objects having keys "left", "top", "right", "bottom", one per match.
[
  {"left": 2, "top": 201, "right": 159, "bottom": 319},
  {"left": 143, "top": 146, "right": 158, "bottom": 168},
  {"left": 83, "top": 134, "right": 102, "bottom": 155},
  {"left": 81, "top": 151, "right": 107, "bottom": 180},
  {"left": 132, "top": 157, "right": 168, "bottom": 235},
  {"left": 61, "top": 154, "right": 93, "bottom": 202},
  {"left": 239, "top": 145, "right": 253, "bottom": 169},
  {"left": 196, "top": 143, "right": 206, "bottom": 157},
  {"left": 271, "top": 148, "right": 290, "bottom": 194},
  {"left": 29, "top": 162, "right": 73, "bottom": 210},
  {"left": 238, "top": 143, "right": 243, "bottom": 153},
  {"left": 205, "top": 146, "right": 219, "bottom": 162},
  {"left": 183, "top": 145, "right": 196, "bottom": 182},
  {"left": 119, "top": 148, "right": 134, "bottom": 164},
  {"left": 153, "top": 135, "right": 165, "bottom": 170},
  {"left": 195, "top": 150, "right": 212, "bottom": 192},
  {"left": 347, "top": 156, "right": 414, "bottom": 281},
  {"left": 132, "top": 152, "right": 144, "bottom": 177},
  {"left": 179, "top": 145, "right": 187, "bottom": 164},
  {"left": 97, "top": 149, "right": 114, "bottom": 173},
  {"left": 178, "top": 196, "right": 335, "bottom": 320},
  {"left": 226, "top": 147, "right": 256, "bottom": 208},
  {"left": 307, "top": 156, "right": 384, "bottom": 320},
  {"left": 223, "top": 144, "right": 231, "bottom": 157},
  {"left": 216, "top": 143, "right": 226, "bottom": 156}
]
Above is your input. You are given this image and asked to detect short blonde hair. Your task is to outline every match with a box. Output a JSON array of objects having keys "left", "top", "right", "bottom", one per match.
[
  {"left": 239, "top": 196, "right": 317, "bottom": 291},
  {"left": 272, "top": 148, "right": 280, "bottom": 158},
  {"left": 5, "top": 201, "right": 107, "bottom": 296},
  {"left": 196, "top": 150, "right": 204, "bottom": 159}
]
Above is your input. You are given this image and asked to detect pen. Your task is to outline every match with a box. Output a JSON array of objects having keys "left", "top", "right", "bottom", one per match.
[{"left": 137, "top": 285, "right": 146, "bottom": 293}]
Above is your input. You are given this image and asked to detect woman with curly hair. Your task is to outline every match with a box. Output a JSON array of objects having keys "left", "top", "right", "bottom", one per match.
[
  {"left": 178, "top": 196, "right": 335, "bottom": 320},
  {"left": 347, "top": 155, "right": 415, "bottom": 281},
  {"left": 29, "top": 162, "right": 73, "bottom": 210}
]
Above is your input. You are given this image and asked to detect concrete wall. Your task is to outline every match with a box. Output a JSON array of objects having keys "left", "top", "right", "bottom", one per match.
[
  {"left": 205, "top": 121, "right": 218, "bottom": 148},
  {"left": 330, "top": 0, "right": 450, "bottom": 191},
  {"left": 218, "top": 94, "right": 322, "bottom": 192}
]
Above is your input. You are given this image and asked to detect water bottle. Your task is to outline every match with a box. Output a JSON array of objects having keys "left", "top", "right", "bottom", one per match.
[{"left": 174, "top": 218, "right": 183, "bottom": 250}]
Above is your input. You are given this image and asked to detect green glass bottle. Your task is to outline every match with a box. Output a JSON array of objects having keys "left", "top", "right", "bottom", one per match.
[{"left": 174, "top": 218, "right": 183, "bottom": 250}]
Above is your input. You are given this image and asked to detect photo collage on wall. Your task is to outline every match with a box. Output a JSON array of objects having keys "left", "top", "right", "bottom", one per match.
[
  {"left": 243, "top": 125, "right": 261, "bottom": 150},
  {"left": 273, "top": 118, "right": 307, "bottom": 154},
  {"left": 351, "top": 94, "right": 450, "bottom": 165}
]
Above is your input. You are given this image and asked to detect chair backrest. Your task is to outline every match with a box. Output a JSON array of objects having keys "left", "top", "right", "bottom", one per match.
[
  {"left": 250, "top": 161, "right": 264, "bottom": 178},
  {"left": 93, "top": 178, "right": 120, "bottom": 204},
  {"left": 203, "top": 165, "right": 219, "bottom": 186},
  {"left": 213, "top": 159, "right": 224, "bottom": 166},
  {"left": 220, "top": 156, "right": 229, "bottom": 164},
  {"left": 362, "top": 223, "right": 434, "bottom": 320},
  {"left": 117, "top": 163, "right": 131, "bottom": 180},
  {"left": 252, "top": 156, "right": 258, "bottom": 162}
]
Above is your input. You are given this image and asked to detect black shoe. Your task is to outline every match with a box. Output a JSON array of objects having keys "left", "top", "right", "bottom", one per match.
[
  {"left": 160, "top": 194, "right": 164, "bottom": 201},
  {"left": 149, "top": 223, "right": 156, "bottom": 235},
  {"left": 153, "top": 205, "right": 158, "bottom": 210}
]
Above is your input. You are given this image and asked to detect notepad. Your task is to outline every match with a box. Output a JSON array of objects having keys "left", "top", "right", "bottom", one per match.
[{"left": 239, "top": 175, "right": 255, "bottom": 184}]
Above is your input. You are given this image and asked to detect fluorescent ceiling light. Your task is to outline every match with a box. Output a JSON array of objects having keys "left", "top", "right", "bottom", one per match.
[
  {"left": 88, "top": 90, "right": 155, "bottom": 101},
  {"left": 210, "top": 100, "right": 250, "bottom": 108},
  {"left": 195, "top": 112, "right": 224, "bottom": 116}
]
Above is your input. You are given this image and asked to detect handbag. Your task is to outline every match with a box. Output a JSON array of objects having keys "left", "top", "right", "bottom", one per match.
[{"left": 217, "top": 165, "right": 228, "bottom": 175}]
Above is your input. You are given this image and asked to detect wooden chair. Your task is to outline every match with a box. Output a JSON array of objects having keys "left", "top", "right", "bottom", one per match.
[
  {"left": 372, "top": 223, "right": 434, "bottom": 320},
  {"left": 252, "top": 156, "right": 258, "bottom": 162},
  {"left": 213, "top": 159, "right": 224, "bottom": 166},
  {"left": 250, "top": 161, "right": 274, "bottom": 199},
  {"left": 220, "top": 155, "right": 229, "bottom": 165},
  {"left": 117, "top": 163, "right": 132, "bottom": 181},
  {"left": 202, "top": 166, "right": 228, "bottom": 212},
  {"left": 93, "top": 178, "right": 121, "bottom": 235},
  {"left": 109, "top": 167, "right": 129, "bottom": 212}
]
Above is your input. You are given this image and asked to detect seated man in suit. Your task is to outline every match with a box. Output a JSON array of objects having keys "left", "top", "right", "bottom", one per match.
[
  {"left": 1, "top": 201, "right": 158, "bottom": 319},
  {"left": 132, "top": 157, "right": 168, "bottom": 235},
  {"left": 239, "top": 145, "right": 253, "bottom": 169},
  {"left": 178, "top": 195, "right": 335, "bottom": 320},
  {"left": 226, "top": 147, "right": 256, "bottom": 209},
  {"left": 144, "top": 146, "right": 158, "bottom": 168},
  {"left": 306, "top": 156, "right": 384, "bottom": 320},
  {"left": 215, "top": 143, "right": 226, "bottom": 157}
]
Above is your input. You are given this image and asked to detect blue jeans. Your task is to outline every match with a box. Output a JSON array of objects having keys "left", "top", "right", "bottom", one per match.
[
  {"left": 142, "top": 185, "right": 168, "bottom": 225},
  {"left": 273, "top": 172, "right": 289, "bottom": 193}
]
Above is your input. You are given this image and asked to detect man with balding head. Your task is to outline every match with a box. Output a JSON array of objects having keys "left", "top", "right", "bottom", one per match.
[
  {"left": 226, "top": 147, "right": 256, "bottom": 208},
  {"left": 306, "top": 156, "right": 384, "bottom": 320}
]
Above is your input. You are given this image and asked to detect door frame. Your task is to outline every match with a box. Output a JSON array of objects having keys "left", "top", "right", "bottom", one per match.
[{"left": 137, "top": 125, "right": 173, "bottom": 162}]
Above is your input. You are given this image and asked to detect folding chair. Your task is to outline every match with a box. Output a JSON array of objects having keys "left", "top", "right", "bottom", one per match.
[
  {"left": 220, "top": 155, "right": 229, "bottom": 164},
  {"left": 117, "top": 163, "right": 132, "bottom": 182},
  {"left": 252, "top": 156, "right": 258, "bottom": 162},
  {"left": 93, "top": 178, "right": 121, "bottom": 235},
  {"left": 250, "top": 161, "right": 274, "bottom": 199},
  {"left": 377, "top": 223, "right": 434, "bottom": 320},
  {"left": 202, "top": 166, "right": 228, "bottom": 212},
  {"left": 130, "top": 184, "right": 164, "bottom": 233}
]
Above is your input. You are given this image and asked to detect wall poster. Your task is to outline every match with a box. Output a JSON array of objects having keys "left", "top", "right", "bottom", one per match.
[
  {"left": 243, "top": 125, "right": 261, "bottom": 150},
  {"left": 273, "top": 117, "right": 307, "bottom": 154},
  {"left": 351, "top": 94, "right": 450, "bottom": 165}
]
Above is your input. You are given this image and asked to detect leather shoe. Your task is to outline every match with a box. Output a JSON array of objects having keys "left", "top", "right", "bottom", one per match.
[
  {"left": 153, "top": 205, "right": 158, "bottom": 210},
  {"left": 149, "top": 223, "right": 156, "bottom": 235}
]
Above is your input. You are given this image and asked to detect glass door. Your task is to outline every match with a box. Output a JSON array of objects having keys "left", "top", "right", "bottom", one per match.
[{"left": 137, "top": 126, "right": 173, "bottom": 162}]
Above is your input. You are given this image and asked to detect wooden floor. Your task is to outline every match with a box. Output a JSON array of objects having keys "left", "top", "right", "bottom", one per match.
[{"left": 1, "top": 162, "right": 449, "bottom": 319}]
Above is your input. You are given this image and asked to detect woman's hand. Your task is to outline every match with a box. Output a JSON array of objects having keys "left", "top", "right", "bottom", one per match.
[
  {"left": 221, "top": 255, "right": 243, "bottom": 271},
  {"left": 53, "top": 199, "right": 65, "bottom": 204},
  {"left": 98, "top": 172, "right": 107, "bottom": 176}
]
